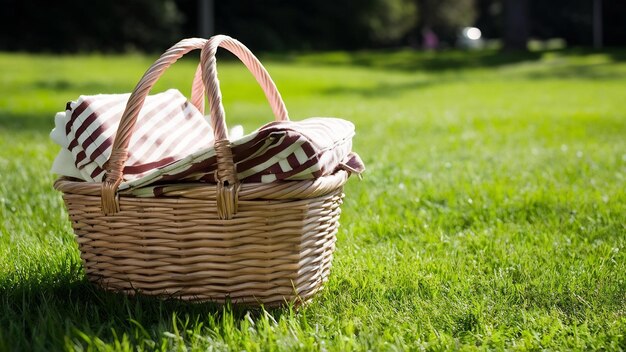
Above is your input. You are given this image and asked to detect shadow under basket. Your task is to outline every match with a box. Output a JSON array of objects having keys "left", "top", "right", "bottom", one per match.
[{"left": 54, "top": 171, "right": 347, "bottom": 307}]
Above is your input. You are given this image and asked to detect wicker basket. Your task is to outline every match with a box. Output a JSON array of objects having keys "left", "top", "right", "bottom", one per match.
[{"left": 54, "top": 35, "right": 352, "bottom": 306}]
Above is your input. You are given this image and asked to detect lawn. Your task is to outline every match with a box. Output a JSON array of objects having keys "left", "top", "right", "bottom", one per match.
[{"left": 0, "top": 47, "right": 625, "bottom": 351}]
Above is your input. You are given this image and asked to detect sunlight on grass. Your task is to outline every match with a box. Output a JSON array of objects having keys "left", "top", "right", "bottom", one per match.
[{"left": 0, "top": 49, "right": 625, "bottom": 350}]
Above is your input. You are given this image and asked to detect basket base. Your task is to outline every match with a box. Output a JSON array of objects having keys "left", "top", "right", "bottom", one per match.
[{"left": 64, "top": 187, "right": 344, "bottom": 306}]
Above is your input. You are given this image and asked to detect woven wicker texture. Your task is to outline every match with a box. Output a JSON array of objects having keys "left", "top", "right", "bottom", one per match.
[{"left": 55, "top": 35, "right": 352, "bottom": 306}]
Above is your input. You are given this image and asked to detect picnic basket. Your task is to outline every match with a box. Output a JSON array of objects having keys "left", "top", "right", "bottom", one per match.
[{"left": 53, "top": 35, "right": 355, "bottom": 306}]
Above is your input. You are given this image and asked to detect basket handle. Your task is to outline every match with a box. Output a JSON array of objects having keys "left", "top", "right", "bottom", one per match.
[
  {"left": 190, "top": 63, "right": 206, "bottom": 113},
  {"left": 102, "top": 38, "right": 211, "bottom": 214},
  {"left": 102, "top": 36, "right": 289, "bottom": 217},
  {"left": 200, "top": 35, "right": 290, "bottom": 219},
  {"left": 201, "top": 35, "right": 289, "bottom": 140}
]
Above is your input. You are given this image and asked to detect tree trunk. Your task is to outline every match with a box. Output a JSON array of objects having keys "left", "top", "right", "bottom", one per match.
[
  {"left": 593, "top": 0, "right": 603, "bottom": 49},
  {"left": 198, "top": 0, "right": 214, "bottom": 38},
  {"left": 503, "top": 0, "right": 529, "bottom": 51}
]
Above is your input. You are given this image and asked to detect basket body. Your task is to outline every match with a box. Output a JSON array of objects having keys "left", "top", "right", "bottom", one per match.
[
  {"left": 52, "top": 36, "right": 360, "bottom": 306},
  {"left": 57, "top": 177, "right": 345, "bottom": 306}
]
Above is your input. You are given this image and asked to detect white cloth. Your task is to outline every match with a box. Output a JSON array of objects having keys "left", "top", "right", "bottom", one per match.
[
  {"left": 50, "top": 89, "right": 364, "bottom": 187},
  {"left": 50, "top": 110, "right": 244, "bottom": 180},
  {"left": 50, "top": 89, "right": 214, "bottom": 181}
]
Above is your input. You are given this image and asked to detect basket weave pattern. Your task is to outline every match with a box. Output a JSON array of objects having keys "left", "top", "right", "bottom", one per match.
[
  {"left": 58, "top": 183, "right": 343, "bottom": 305},
  {"left": 54, "top": 35, "right": 351, "bottom": 305}
]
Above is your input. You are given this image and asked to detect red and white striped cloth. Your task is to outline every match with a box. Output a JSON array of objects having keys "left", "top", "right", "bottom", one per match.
[
  {"left": 51, "top": 89, "right": 213, "bottom": 182},
  {"left": 50, "top": 89, "right": 364, "bottom": 190}
]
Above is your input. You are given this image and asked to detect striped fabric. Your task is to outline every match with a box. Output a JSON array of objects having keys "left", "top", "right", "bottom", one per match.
[
  {"left": 51, "top": 89, "right": 365, "bottom": 190},
  {"left": 54, "top": 89, "right": 213, "bottom": 182},
  {"left": 118, "top": 117, "right": 364, "bottom": 192}
]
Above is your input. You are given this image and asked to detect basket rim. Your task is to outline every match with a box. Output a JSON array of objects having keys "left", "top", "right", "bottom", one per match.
[{"left": 54, "top": 170, "right": 349, "bottom": 201}]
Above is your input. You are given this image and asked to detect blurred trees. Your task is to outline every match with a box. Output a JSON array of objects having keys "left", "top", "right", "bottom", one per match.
[
  {"left": 479, "top": 0, "right": 626, "bottom": 49},
  {"left": 0, "top": 0, "right": 182, "bottom": 52},
  {"left": 503, "top": 0, "right": 529, "bottom": 50},
  {"left": 0, "top": 0, "right": 470, "bottom": 52},
  {"left": 178, "top": 0, "right": 418, "bottom": 51},
  {"left": 0, "top": 0, "right": 625, "bottom": 52},
  {"left": 530, "top": 0, "right": 626, "bottom": 47},
  {"left": 365, "top": 0, "right": 418, "bottom": 44},
  {"left": 417, "top": 0, "right": 477, "bottom": 42}
]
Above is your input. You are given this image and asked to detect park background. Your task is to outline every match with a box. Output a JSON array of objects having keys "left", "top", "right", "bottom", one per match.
[
  {"left": 1, "top": 0, "right": 625, "bottom": 350},
  {"left": 2, "top": 0, "right": 626, "bottom": 52}
]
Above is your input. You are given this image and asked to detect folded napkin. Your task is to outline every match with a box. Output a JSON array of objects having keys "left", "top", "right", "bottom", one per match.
[
  {"left": 50, "top": 89, "right": 213, "bottom": 182},
  {"left": 118, "top": 117, "right": 365, "bottom": 192},
  {"left": 51, "top": 89, "right": 365, "bottom": 189}
]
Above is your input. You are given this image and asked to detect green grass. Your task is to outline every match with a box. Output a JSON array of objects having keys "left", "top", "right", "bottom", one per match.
[{"left": 1, "top": 48, "right": 625, "bottom": 351}]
